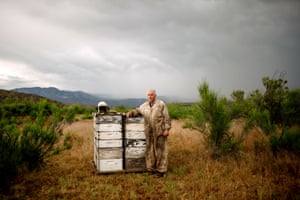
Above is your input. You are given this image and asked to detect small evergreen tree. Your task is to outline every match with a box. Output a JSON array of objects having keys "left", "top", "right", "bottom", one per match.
[
  {"left": 262, "top": 73, "right": 289, "bottom": 129},
  {"left": 194, "top": 82, "right": 239, "bottom": 157},
  {"left": 245, "top": 72, "right": 300, "bottom": 153},
  {"left": 229, "top": 89, "right": 249, "bottom": 119},
  {"left": 246, "top": 73, "right": 290, "bottom": 136}
]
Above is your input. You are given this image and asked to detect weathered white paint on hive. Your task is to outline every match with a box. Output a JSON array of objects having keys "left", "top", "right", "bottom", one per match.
[
  {"left": 126, "top": 117, "right": 144, "bottom": 124},
  {"left": 125, "top": 131, "right": 146, "bottom": 139},
  {"left": 125, "top": 147, "right": 146, "bottom": 158},
  {"left": 96, "top": 159, "right": 123, "bottom": 172},
  {"left": 95, "top": 139, "right": 123, "bottom": 148},
  {"left": 95, "top": 123, "right": 122, "bottom": 132},
  {"left": 94, "top": 115, "right": 122, "bottom": 124},
  {"left": 125, "top": 139, "right": 146, "bottom": 147},
  {"left": 126, "top": 123, "right": 144, "bottom": 132},
  {"left": 94, "top": 131, "right": 122, "bottom": 140},
  {"left": 95, "top": 147, "right": 123, "bottom": 159}
]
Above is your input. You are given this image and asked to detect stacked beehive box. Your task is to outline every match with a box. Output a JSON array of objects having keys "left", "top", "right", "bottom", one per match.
[
  {"left": 125, "top": 117, "right": 146, "bottom": 170},
  {"left": 93, "top": 113, "right": 123, "bottom": 172},
  {"left": 93, "top": 113, "right": 146, "bottom": 173}
]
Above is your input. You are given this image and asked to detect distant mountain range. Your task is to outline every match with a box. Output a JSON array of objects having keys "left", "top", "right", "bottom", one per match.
[
  {"left": 11, "top": 87, "right": 147, "bottom": 107},
  {"left": 11, "top": 87, "right": 194, "bottom": 107}
]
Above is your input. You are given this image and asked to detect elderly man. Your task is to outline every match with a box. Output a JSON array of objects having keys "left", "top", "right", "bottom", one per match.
[{"left": 126, "top": 89, "right": 171, "bottom": 177}]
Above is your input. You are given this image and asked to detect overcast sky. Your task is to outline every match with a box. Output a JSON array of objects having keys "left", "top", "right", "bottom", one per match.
[{"left": 0, "top": 0, "right": 299, "bottom": 100}]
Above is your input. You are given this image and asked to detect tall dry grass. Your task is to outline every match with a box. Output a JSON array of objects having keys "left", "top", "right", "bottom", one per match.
[{"left": 3, "top": 119, "right": 299, "bottom": 200}]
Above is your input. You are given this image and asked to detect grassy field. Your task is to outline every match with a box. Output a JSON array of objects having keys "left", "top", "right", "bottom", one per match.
[{"left": 3, "top": 119, "right": 299, "bottom": 200}]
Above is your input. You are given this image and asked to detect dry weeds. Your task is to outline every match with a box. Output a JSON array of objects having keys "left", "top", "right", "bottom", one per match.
[{"left": 2, "top": 119, "right": 300, "bottom": 200}]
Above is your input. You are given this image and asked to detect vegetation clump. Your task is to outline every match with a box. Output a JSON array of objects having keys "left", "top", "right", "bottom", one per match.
[
  {"left": 182, "top": 72, "right": 300, "bottom": 157},
  {"left": 0, "top": 96, "right": 94, "bottom": 191}
]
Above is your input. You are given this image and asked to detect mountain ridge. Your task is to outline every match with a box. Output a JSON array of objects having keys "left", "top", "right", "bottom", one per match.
[{"left": 11, "top": 87, "right": 148, "bottom": 107}]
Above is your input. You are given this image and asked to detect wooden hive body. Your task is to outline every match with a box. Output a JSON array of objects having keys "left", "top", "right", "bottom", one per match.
[
  {"left": 93, "top": 113, "right": 123, "bottom": 172},
  {"left": 93, "top": 113, "right": 146, "bottom": 173},
  {"left": 124, "top": 117, "right": 146, "bottom": 170}
]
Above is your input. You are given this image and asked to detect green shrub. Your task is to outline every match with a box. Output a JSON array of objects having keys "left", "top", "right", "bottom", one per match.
[
  {"left": 262, "top": 75, "right": 288, "bottom": 126},
  {"left": 0, "top": 100, "right": 63, "bottom": 190},
  {"left": 20, "top": 123, "right": 58, "bottom": 170},
  {"left": 20, "top": 108, "right": 60, "bottom": 170},
  {"left": 284, "top": 89, "right": 300, "bottom": 125},
  {"left": 229, "top": 90, "right": 249, "bottom": 119},
  {"left": 193, "top": 81, "right": 240, "bottom": 157},
  {"left": 270, "top": 127, "right": 300, "bottom": 153},
  {"left": 0, "top": 123, "right": 21, "bottom": 190},
  {"left": 168, "top": 103, "right": 195, "bottom": 119},
  {"left": 64, "top": 132, "right": 73, "bottom": 150},
  {"left": 282, "top": 128, "right": 300, "bottom": 151},
  {"left": 113, "top": 105, "right": 128, "bottom": 113},
  {"left": 219, "top": 134, "right": 241, "bottom": 154},
  {"left": 65, "top": 107, "right": 76, "bottom": 123},
  {"left": 246, "top": 108, "right": 275, "bottom": 135},
  {"left": 81, "top": 112, "right": 93, "bottom": 119},
  {"left": 243, "top": 74, "right": 300, "bottom": 148}
]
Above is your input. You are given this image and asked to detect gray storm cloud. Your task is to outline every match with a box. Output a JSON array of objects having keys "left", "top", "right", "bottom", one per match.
[{"left": 0, "top": 0, "right": 299, "bottom": 100}]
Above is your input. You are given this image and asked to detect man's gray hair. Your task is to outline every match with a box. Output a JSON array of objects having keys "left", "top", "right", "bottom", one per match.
[{"left": 147, "top": 89, "right": 156, "bottom": 96}]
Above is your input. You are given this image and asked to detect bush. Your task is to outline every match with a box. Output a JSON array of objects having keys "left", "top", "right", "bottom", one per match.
[
  {"left": 113, "top": 105, "right": 128, "bottom": 113},
  {"left": 284, "top": 89, "right": 300, "bottom": 125},
  {"left": 0, "top": 123, "right": 21, "bottom": 190},
  {"left": 229, "top": 90, "right": 249, "bottom": 119},
  {"left": 65, "top": 107, "right": 76, "bottom": 123},
  {"left": 64, "top": 132, "right": 73, "bottom": 150},
  {"left": 168, "top": 103, "right": 195, "bottom": 120},
  {"left": 270, "top": 127, "right": 300, "bottom": 153},
  {"left": 193, "top": 82, "right": 240, "bottom": 157},
  {"left": 20, "top": 120, "right": 59, "bottom": 170},
  {"left": 262, "top": 75, "right": 288, "bottom": 126},
  {"left": 243, "top": 74, "right": 296, "bottom": 136},
  {"left": 0, "top": 100, "right": 63, "bottom": 190},
  {"left": 81, "top": 112, "right": 93, "bottom": 119},
  {"left": 246, "top": 109, "right": 275, "bottom": 135}
]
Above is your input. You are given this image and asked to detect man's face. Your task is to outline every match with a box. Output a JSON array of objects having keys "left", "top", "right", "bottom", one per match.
[{"left": 147, "top": 91, "right": 156, "bottom": 103}]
